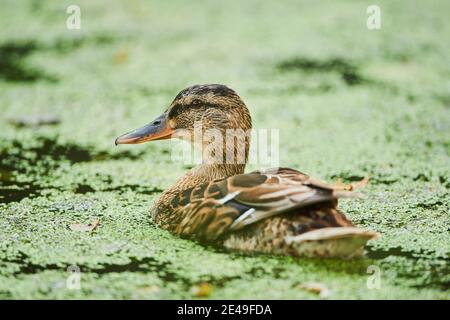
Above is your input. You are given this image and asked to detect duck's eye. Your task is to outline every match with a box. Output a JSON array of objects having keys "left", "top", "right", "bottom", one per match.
[{"left": 192, "top": 99, "right": 201, "bottom": 106}]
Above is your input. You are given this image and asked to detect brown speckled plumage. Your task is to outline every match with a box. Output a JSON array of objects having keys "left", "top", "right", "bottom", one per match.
[{"left": 116, "top": 84, "right": 379, "bottom": 258}]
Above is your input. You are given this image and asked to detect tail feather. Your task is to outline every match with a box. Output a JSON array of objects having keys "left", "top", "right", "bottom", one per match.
[
  {"left": 285, "top": 227, "right": 380, "bottom": 259},
  {"left": 332, "top": 190, "right": 362, "bottom": 199}
]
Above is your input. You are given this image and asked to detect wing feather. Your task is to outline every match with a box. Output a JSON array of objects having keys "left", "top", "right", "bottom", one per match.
[{"left": 170, "top": 167, "right": 356, "bottom": 241}]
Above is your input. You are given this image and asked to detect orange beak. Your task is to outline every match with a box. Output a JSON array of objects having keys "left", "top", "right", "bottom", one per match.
[{"left": 115, "top": 113, "right": 174, "bottom": 145}]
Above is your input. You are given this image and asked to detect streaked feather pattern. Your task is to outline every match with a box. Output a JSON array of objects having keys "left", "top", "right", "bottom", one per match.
[{"left": 157, "top": 167, "right": 376, "bottom": 256}]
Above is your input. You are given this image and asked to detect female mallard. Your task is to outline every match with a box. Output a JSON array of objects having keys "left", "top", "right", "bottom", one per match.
[{"left": 115, "top": 84, "right": 379, "bottom": 258}]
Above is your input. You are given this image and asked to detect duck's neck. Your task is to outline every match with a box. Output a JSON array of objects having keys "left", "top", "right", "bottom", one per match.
[
  {"left": 192, "top": 163, "right": 246, "bottom": 182},
  {"left": 170, "top": 163, "right": 246, "bottom": 193},
  {"left": 163, "top": 130, "right": 250, "bottom": 194}
]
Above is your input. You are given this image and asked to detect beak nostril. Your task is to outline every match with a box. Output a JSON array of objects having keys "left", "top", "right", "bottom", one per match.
[{"left": 153, "top": 120, "right": 161, "bottom": 125}]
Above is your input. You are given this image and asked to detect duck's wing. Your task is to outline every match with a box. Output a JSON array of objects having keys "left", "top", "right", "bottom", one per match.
[{"left": 171, "top": 167, "right": 357, "bottom": 242}]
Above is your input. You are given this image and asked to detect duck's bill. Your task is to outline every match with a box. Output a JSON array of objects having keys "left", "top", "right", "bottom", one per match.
[{"left": 115, "top": 114, "right": 174, "bottom": 145}]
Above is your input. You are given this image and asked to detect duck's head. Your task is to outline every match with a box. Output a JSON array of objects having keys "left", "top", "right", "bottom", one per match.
[{"left": 115, "top": 84, "right": 252, "bottom": 149}]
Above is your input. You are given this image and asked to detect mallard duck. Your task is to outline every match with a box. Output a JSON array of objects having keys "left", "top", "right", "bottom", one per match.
[{"left": 115, "top": 84, "right": 379, "bottom": 258}]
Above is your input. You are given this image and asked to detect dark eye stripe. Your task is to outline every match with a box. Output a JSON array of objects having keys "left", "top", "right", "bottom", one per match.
[{"left": 168, "top": 103, "right": 184, "bottom": 118}]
